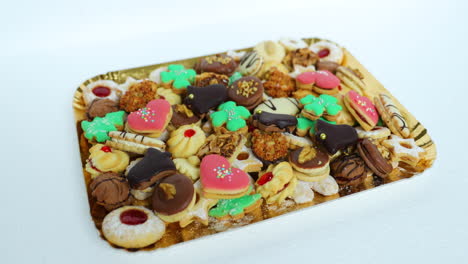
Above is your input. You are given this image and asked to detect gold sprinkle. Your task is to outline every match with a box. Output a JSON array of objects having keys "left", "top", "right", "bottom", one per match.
[
  {"left": 188, "top": 94, "right": 194, "bottom": 99},
  {"left": 320, "top": 133, "right": 327, "bottom": 140}
]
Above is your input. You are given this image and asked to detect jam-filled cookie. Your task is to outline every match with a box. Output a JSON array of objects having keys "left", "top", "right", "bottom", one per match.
[{"left": 83, "top": 80, "right": 122, "bottom": 106}]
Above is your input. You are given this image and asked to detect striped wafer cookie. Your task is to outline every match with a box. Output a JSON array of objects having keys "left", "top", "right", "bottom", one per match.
[
  {"left": 105, "top": 131, "right": 166, "bottom": 154},
  {"left": 374, "top": 93, "right": 410, "bottom": 138}
]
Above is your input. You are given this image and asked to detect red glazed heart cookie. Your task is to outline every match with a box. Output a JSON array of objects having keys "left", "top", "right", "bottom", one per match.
[
  {"left": 200, "top": 154, "right": 251, "bottom": 199},
  {"left": 126, "top": 99, "right": 172, "bottom": 137},
  {"left": 295, "top": 70, "right": 340, "bottom": 95},
  {"left": 344, "top": 90, "right": 379, "bottom": 131}
]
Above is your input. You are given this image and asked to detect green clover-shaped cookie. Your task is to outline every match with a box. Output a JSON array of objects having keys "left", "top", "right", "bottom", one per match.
[
  {"left": 297, "top": 115, "right": 336, "bottom": 135},
  {"left": 81, "top": 111, "right": 125, "bottom": 142},
  {"left": 210, "top": 101, "right": 251, "bottom": 132},
  {"left": 160, "top": 64, "right": 196, "bottom": 89},
  {"left": 300, "top": 94, "right": 342, "bottom": 118},
  {"left": 209, "top": 187, "right": 261, "bottom": 218}
]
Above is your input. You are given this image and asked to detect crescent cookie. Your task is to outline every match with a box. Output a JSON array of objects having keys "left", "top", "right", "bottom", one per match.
[
  {"left": 309, "top": 40, "right": 344, "bottom": 64},
  {"left": 102, "top": 206, "right": 166, "bottom": 249},
  {"left": 374, "top": 93, "right": 410, "bottom": 138}
]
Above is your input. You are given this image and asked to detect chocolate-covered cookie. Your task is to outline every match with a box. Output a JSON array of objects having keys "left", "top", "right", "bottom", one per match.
[
  {"left": 316, "top": 61, "right": 340, "bottom": 74},
  {"left": 314, "top": 119, "right": 358, "bottom": 155},
  {"left": 251, "top": 111, "right": 297, "bottom": 133},
  {"left": 194, "top": 54, "right": 237, "bottom": 76},
  {"left": 170, "top": 104, "right": 200, "bottom": 129},
  {"left": 184, "top": 84, "right": 228, "bottom": 115},
  {"left": 126, "top": 148, "right": 177, "bottom": 190},
  {"left": 357, "top": 138, "right": 392, "bottom": 178},
  {"left": 228, "top": 76, "right": 264, "bottom": 110},
  {"left": 152, "top": 173, "right": 195, "bottom": 216},
  {"left": 87, "top": 99, "right": 119, "bottom": 119},
  {"left": 289, "top": 146, "right": 329, "bottom": 172},
  {"left": 330, "top": 153, "right": 367, "bottom": 186},
  {"left": 90, "top": 172, "right": 132, "bottom": 210}
]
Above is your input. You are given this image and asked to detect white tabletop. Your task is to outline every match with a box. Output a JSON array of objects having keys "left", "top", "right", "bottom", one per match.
[{"left": 1, "top": 0, "right": 467, "bottom": 263}]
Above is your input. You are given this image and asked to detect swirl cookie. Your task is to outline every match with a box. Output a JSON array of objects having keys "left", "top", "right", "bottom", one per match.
[
  {"left": 167, "top": 124, "right": 206, "bottom": 158},
  {"left": 85, "top": 144, "right": 129, "bottom": 178},
  {"left": 374, "top": 93, "right": 410, "bottom": 138},
  {"left": 256, "top": 162, "right": 297, "bottom": 204}
]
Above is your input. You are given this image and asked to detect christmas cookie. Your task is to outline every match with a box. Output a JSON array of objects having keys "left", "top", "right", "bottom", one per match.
[
  {"left": 254, "top": 40, "right": 286, "bottom": 62},
  {"left": 197, "top": 133, "right": 246, "bottom": 163},
  {"left": 179, "top": 180, "right": 218, "bottom": 227},
  {"left": 256, "top": 162, "right": 297, "bottom": 204},
  {"left": 102, "top": 206, "right": 166, "bottom": 248},
  {"left": 86, "top": 99, "right": 119, "bottom": 119},
  {"left": 169, "top": 104, "right": 200, "bottom": 130},
  {"left": 126, "top": 99, "right": 172, "bottom": 138},
  {"left": 160, "top": 64, "right": 196, "bottom": 93},
  {"left": 382, "top": 135, "right": 425, "bottom": 167},
  {"left": 330, "top": 153, "right": 367, "bottom": 186},
  {"left": 82, "top": 80, "right": 122, "bottom": 106},
  {"left": 251, "top": 129, "right": 289, "bottom": 164},
  {"left": 355, "top": 126, "right": 391, "bottom": 140},
  {"left": 228, "top": 76, "right": 264, "bottom": 110},
  {"left": 85, "top": 144, "right": 129, "bottom": 178},
  {"left": 296, "top": 70, "right": 341, "bottom": 95},
  {"left": 184, "top": 84, "right": 228, "bottom": 115},
  {"left": 208, "top": 187, "right": 262, "bottom": 220},
  {"left": 295, "top": 115, "right": 336, "bottom": 137},
  {"left": 300, "top": 94, "right": 342, "bottom": 122},
  {"left": 282, "top": 48, "right": 318, "bottom": 71},
  {"left": 313, "top": 119, "right": 358, "bottom": 155},
  {"left": 152, "top": 173, "right": 196, "bottom": 223},
  {"left": 90, "top": 172, "right": 132, "bottom": 211},
  {"left": 167, "top": 124, "right": 206, "bottom": 158},
  {"left": 210, "top": 101, "right": 251, "bottom": 133},
  {"left": 254, "top": 97, "right": 301, "bottom": 116},
  {"left": 263, "top": 68, "right": 296, "bottom": 97},
  {"left": 344, "top": 90, "right": 379, "bottom": 131},
  {"left": 336, "top": 66, "right": 366, "bottom": 95},
  {"left": 252, "top": 111, "right": 297, "bottom": 133},
  {"left": 200, "top": 154, "right": 251, "bottom": 199},
  {"left": 374, "top": 93, "right": 410, "bottom": 138},
  {"left": 238, "top": 51, "right": 264, "bottom": 76},
  {"left": 173, "top": 156, "right": 201, "bottom": 181},
  {"left": 316, "top": 61, "right": 340, "bottom": 74},
  {"left": 194, "top": 54, "right": 237, "bottom": 76},
  {"left": 289, "top": 146, "right": 330, "bottom": 181},
  {"left": 357, "top": 138, "right": 393, "bottom": 178},
  {"left": 105, "top": 131, "right": 166, "bottom": 154},
  {"left": 195, "top": 72, "right": 229, "bottom": 87},
  {"left": 119, "top": 80, "right": 158, "bottom": 112},
  {"left": 81, "top": 111, "right": 126, "bottom": 143},
  {"left": 156, "top": 88, "right": 181, "bottom": 105},
  {"left": 309, "top": 40, "right": 344, "bottom": 64},
  {"left": 231, "top": 145, "right": 263, "bottom": 173}
]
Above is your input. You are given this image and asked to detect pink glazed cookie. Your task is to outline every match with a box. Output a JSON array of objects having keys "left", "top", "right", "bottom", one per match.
[
  {"left": 296, "top": 70, "right": 340, "bottom": 95},
  {"left": 200, "top": 154, "right": 251, "bottom": 199},
  {"left": 344, "top": 90, "right": 379, "bottom": 131},
  {"left": 126, "top": 99, "right": 173, "bottom": 138}
]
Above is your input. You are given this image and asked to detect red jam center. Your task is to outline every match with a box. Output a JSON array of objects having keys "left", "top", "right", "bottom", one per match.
[
  {"left": 120, "top": 209, "right": 148, "bottom": 225},
  {"left": 92, "top": 86, "right": 111, "bottom": 97},
  {"left": 159, "top": 95, "right": 166, "bottom": 100},
  {"left": 184, "top": 129, "right": 196, "bottom": 137},
  {"left": 318, "top": 49, "right": 330, "bottom": 58},
  {"left": 100, "top": 146, "right": 112, "bottom": 152},
  {"left": 248, "top": 125, "right": 255, "bottom": 133},
  {"left": 257, "top": 172, "right": 274, "bottom": 186}
]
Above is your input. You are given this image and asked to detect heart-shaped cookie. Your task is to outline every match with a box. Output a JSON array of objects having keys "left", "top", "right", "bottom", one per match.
[
  {"left": 126, "top": 99, "right": 172, "bottom": 137},
  {"left": 314, "top": 119, "right": 358, "bottom": 155},
  {"left": 344, "top": 90, "right": 379, "bottom": 131},
  {"left": 200, "top": 154, "right": 251, "bottom": 199},
  {"left": 296, "top": 70, "right": 340, "bottom": 95}
]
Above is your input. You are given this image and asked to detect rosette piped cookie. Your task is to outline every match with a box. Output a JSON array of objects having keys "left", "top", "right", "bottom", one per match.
[
  {"left": 167, "top": 124, "right": 206, "bottom": 158},
  {"left": 228, "top": 76, "right": 264, "bottom": 110},
  {"left": 152, "top": 173, "right": 196, "bottom": 223},
  {"left": 85, "top": 144, "right": 129, "bottom": 178},
  {"left": 289, "top": 146, "right": 330, "bottom": 182},
  {"left": 256, "top": 162, "right": 297, "bottom": 204}
]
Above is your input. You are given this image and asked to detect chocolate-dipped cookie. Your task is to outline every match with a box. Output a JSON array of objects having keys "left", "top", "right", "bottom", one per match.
[
  {"left": 170, "top": 104, "right": 200, "bottom": 129},
  {"left": 126, "top": 148, "right": 177, "bottom": 190},
  {"left": 316, "top": 61, "right": 340, "bottom": 74},
  {"left": 228, "top": 76, "right": 264, "bottom": 110},
  {"left": 289, "top": 146, "right": 330, "bottom": 177},
  {"left": 330, "top": 153, "right": 367, "bottom": 186},
  {"left": 251, "top": 111, "right": 297, "bottom": 133},
  {"left": 90, "top": 172, "right": 132, "bottom": 211},
  {"left": 87, "top": 99, "right": 120, "bottom": 119},
  {"left": 184, "top": 84, "right": 228, "bottom": 115},
  {"left": 152, "top": 173, "right": 196, "bottom": 222},
  {"left": 194, "top": 54, "right": 237, "bottom": 76},
  {"left": 357, "top": 138, "right": 393, "bottom": 178},
  {"left": 314, "top": 119, "right": 358, "bottom": 155},
  {"left": 195, "top": 72, "right": 229, "bottom": 87}
]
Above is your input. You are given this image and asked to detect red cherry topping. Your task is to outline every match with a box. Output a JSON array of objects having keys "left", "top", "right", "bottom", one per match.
[
  {"left": 159, "top": 95, "right": 166, "bottom": 100},
  {"left": 338, "top": 85, "right": 342, "bottom": 91},
  {"left": 92, "top": 86, "right": 111, "bottom": 97},
  {"left": 318, "top": 49, "right": 330, "bottom": 58},
  {"left": 257, "top": 172, "right": 274, "bottom": 186},
  {"left": 120, "top": 209, "right": 148, "bottom": 225},
  {"left": 184, "top": 129, "right": 196, "bottom": 137},
  {"left": 100, "top": 146, "right": 112, "bottom": 152},
  {"left": 248, "top": 125, "right": 255, "bottom": 133}
]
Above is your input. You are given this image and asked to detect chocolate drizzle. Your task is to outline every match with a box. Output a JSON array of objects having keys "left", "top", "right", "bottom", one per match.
[
  {"left": 126, "top": 148, "right": 177, "bottom": 190},
  {"left": 314, "top": 119, "right": 358, "bottom": 155},
  {"left": 252, "top": 112, "right": 297, "bottom": 133},
  {"left": 330, "top": 153, "right": 367, "bottom": 186},
  {"left": 184, "top": 84, "right": 228, "bottom": 115}
]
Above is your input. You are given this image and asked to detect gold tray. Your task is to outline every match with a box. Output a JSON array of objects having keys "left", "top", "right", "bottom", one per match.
[{"left": 73, "top": 38, "right": 436, "bottom": 251}]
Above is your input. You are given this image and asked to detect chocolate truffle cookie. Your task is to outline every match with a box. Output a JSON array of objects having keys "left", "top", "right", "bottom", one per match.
[
  {"left": 330, "top": 154, "right": 367, "bottom": 186},
  {"left": 152, "top": 173, "right": 196, "bottom": 222},
  {"left": 90, "top": 172, "right": 132, "bottom": 210},
  {"left": 194, "top": 54, "right": 237, "bottom": 76},
  {"left": 357, "top": 138, "right": 393, "bottom": 178},
  {"left": 228, "top": 76, "right": 264, "bottom": 110}
]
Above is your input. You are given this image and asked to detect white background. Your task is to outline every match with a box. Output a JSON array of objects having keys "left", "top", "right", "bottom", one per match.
[{"left": 1, "top": 0, "right": 468, "bottom": 263}]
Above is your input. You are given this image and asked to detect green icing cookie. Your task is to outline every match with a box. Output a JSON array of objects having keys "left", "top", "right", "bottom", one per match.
[
  {"left": 300, "top": 94, "right": 342, "bottom": 117},
  {"left": 160, "top": 64, "right": 196, "bottom": 89},
  {"left": 209, "top": 190, "right": 262, "bottom": 218},
  {"left": 228, "top": 72, "right": 242, "bottom": 85},
  {"left": 81, "top": 111, "right": 125, "bottom": 142},
  {"left": 210, "top": 101, "right": 251, "bottom": 132},
  {"left": 297, "top": 115, "right": 336, "bottom": 134}
]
